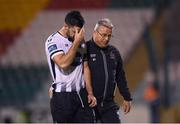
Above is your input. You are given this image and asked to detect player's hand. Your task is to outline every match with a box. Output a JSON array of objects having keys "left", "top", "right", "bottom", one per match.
[
  {"left": 74, "top": 27, "right": 85, "bottom": 44},
  {"left": 122, "top": 100, "right": 132, "bottom": 114},
  {"left": 88, "top": 94, "right": 97, "bottom": 107},
  {"left": 49, "top": 86, "right": 53, "bottom": 99}
]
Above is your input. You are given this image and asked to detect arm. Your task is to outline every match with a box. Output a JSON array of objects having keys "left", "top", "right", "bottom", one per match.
[
  {"left": 116, "top": 51, "right": 132, "bottom": 114},
  {"left": 116, "top": 59, "right": 132, "bottom": 101},
  {"left": 53, "top": 28, "right": 84, "bottom": 70},
  {"left": 49, "top": 86, "right": 53, "bottom": 99},
  {"left": 83, "top": 61, "right": 97, "bottom": 107}
]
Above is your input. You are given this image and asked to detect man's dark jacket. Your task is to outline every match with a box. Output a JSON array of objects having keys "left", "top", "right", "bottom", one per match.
[{"left": 86, "top": 39, "right": 132, "bottom": 106}]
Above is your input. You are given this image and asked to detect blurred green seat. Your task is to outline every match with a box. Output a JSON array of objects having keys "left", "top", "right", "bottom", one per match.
[{"left": 0, "top": 65, "right": 49, "bottom": 107}]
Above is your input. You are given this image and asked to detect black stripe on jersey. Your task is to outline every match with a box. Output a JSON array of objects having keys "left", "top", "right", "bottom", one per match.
[
  {"left": 71, "top": 81, "right": 77, "bottom": 91},
  {"left": 50, "top": 50, "right": 64, "bottom": 59},
  {"left": 50, "top": 50, "right": 64, "bottom": 81},
  {"left": 61, "top": 83, "right": 67, "bottom": 92},
  {"left": 50, "top": 59, "right": 56, "bottom": 80},
  {"left": 52, "top": 83, "right": 56, "bottom": 92}
]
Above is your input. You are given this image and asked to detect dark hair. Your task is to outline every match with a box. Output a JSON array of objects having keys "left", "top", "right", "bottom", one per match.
[{"left": 65, "top": 10, "right": 85, "bottom": 28}]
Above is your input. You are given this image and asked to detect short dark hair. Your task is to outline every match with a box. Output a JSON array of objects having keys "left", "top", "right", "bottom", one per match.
[{"left": 65, "top": 10, "right": 85, "bottom": 28}]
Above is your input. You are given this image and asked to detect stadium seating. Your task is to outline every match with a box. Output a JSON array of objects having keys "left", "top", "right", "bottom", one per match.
[
  {"left": 0, "top": 30, "right": 20, "bottom": 58},
  {"left": 0, "top": 0, "right": 49, "bottom": 30},
  {"left": 0, "top": 65, "right": 49, "bottom": 106}
]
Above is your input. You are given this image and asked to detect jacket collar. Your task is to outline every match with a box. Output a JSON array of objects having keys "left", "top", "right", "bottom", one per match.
[{"left": 90, "top": 38, "right": 109, "bottom": 50}]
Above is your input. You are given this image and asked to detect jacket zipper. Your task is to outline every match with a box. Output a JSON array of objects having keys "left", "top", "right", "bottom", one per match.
[{"left": 100, "top": 50, "right": 109, "bottom": 107}]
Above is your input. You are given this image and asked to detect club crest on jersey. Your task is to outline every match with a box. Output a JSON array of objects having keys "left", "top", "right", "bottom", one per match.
[
  {"left": 48, "top": 44, "right": 57, "bottom": 53},
  {"left": 65, "top": 44, "right": 69, "bottom": 47},
  {"left": 110, "top": 52, "right": 115, "bottom": 60}
]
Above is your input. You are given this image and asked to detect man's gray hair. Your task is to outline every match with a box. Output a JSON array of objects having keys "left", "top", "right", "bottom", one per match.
[{"left": 94, "top": 18, "right": 114, "bottom": 31}]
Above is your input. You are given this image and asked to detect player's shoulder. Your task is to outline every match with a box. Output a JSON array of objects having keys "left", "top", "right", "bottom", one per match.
[
  {"left": 46, "top": 32, "right": 57, "bottom": 42},
  {"left": 46, "top": 32, "right": 65, "bottom": 45}
]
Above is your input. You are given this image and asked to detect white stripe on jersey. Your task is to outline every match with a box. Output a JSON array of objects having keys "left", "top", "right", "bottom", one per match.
[{"left": 45, "top": 32, "right": 85, "bottom": 92}]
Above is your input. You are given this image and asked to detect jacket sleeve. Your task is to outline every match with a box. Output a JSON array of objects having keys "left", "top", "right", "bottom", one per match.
[{"left": 115, "top": 50, "right": 132, "bottom": 101}]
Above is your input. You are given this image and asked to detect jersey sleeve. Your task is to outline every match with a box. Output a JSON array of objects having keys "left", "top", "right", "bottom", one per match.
[{"left": 46, "top": 36, "right": 65, "bottom": 59}]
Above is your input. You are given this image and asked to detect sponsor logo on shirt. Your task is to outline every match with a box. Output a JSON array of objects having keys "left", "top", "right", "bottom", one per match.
[{"left": 48, "top": 44, "right": 57, "bottom": 53}]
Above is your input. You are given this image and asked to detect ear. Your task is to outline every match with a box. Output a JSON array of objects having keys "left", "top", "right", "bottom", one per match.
[
  {"left": 64, "top": 23, "right": 69, "bottom": 30},
  {"left": 93, "top": 31, "right": 97, "bottom": 36}
]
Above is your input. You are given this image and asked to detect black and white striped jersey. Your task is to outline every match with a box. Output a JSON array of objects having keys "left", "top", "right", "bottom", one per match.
[{"left": 45, "top": 32, "right": 85, "bottom": 92}]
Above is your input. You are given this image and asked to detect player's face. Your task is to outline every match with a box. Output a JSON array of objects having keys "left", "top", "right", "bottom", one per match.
[
  {"left": 67, "top": 26, "right": 81, "bottom": 41},
  {"left": 95, "top": 25, "right": 113, "bottom": 48}
]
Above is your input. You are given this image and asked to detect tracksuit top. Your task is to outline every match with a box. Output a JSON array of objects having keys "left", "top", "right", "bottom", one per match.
[{"left": 86, "top": 39, "right": 132, "bottom": 105}]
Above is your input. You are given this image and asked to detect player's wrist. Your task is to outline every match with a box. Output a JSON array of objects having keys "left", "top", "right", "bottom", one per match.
[
  {"left": 87, "top": 91, "right": 93, "bottom": 96},
  {"left": 72, "top": 41, "right": 80, "bottom": 48},
  {"left": 73, "top": 39, "right": 82, "bottom": 45}
]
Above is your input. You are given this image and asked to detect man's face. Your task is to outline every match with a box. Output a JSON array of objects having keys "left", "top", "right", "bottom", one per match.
[
  {"left": 67, "top": 25, "right": 81, "bottom": 42},
  {"left": 94, "top": 25, "right": 113, "bottom": 48}
]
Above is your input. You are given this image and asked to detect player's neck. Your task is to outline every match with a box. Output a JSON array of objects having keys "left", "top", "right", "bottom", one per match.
[{"left": 58, "top": 27, "right": 68, "bottom": 38}]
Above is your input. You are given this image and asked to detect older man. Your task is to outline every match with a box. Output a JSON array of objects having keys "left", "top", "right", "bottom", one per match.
[{"left": 86, "top": 18, "right": 132, "bottom": 123}]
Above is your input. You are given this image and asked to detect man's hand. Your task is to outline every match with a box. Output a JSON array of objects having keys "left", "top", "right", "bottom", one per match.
[
  {"left": 88, "top": 94, "right": 97, "bottom": 107},
  {"left": 122, "top": 100, "right": 132, "bottom": 114},
  {"left": 49, "top": 86, "right": 53, "bottom": 99},
  {"left": 74, "top": 27, "right": 85, "bottom": 44}
]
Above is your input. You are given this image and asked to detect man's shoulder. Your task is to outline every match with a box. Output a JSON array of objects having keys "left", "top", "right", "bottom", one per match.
[
  {"left": 85, "top": 40, "right": 93, "bottom": 48},
  {"left": 108, "top": 45, "right": 123, "bottom": 59},
  {"left": 108, "top": 45, "right": 119, "bottom": 52},
  {"left": 86, "top": 39, "right": 92, "bottom": 44}
]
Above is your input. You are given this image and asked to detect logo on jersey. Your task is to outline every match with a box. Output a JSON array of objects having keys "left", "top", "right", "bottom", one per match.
[
  {"left": 90, "top": 54, "right": 96, "bottom": 62},
  {"left": 48, "top": 44, "right": 57, "bottom": 53},
  {"left": 110, "top": 52, "right": 115, "bottom": 60},
  {"left": 65, "top": 44, "right": 69, "bottom": 47},
  {"left": 90, "top": 54, "right": 96, "bottom": 58},
  {"left": 48, "top": 38, "right": 52, "bottom": 42}
]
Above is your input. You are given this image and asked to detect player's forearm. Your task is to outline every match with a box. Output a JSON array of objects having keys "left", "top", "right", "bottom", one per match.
[
  {"left": 56, "top": 42, "right": 80, "bottom": 69},
  {"left": 85, "top": 81, "right": 93, "bottom": 95}
]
